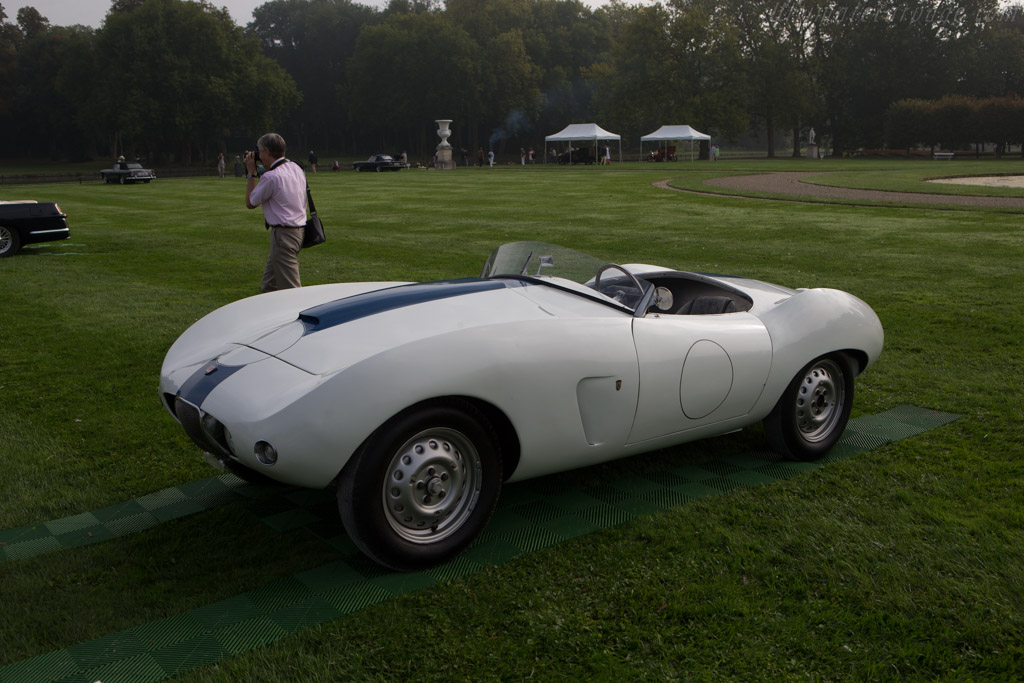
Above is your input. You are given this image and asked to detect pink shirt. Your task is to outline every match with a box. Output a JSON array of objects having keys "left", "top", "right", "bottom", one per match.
[{"left": 250, "top": 158, "right": 307, "bottom": 227}]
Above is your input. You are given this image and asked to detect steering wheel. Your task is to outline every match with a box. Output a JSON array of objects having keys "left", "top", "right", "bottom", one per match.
[{"left": 593, "top": 264, "right": 645, "bottom": 304}]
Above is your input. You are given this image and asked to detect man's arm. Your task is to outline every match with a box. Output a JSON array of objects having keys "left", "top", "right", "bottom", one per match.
[{"left": 244, "top": 151, "right": 260, "bottom": 209}]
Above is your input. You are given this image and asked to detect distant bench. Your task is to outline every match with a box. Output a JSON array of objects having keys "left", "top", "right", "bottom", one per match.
[{"left": 933, "top": 152, "right": 955, "bottom": 160}]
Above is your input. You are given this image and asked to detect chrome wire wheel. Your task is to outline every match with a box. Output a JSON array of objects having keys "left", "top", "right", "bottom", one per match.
[
  {"left": 0, "top": 226, "right": 12, "bottom": 255},
  {"left": 381, "top": 427, "right": 482, "bottom": 544},
  {"left": 793, "top": 358, "right": 845, "bottom": 443}
]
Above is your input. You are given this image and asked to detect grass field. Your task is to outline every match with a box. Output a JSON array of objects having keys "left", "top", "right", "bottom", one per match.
[{"left": 1, "top": 160, "right": 1022, "bottom": 680}]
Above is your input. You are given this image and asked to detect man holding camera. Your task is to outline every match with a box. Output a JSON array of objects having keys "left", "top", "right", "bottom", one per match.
[{"left": 245, "top": 132, "right": 306, "bottom": 292}]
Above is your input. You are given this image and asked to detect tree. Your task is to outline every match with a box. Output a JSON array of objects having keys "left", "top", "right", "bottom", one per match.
[
  {"left": 94, "top": 0, "right": 299, "bottom": 162},
  {"left": 587, "top": 0, "right": 747, "bottom": 147},
  {"left": 445, "top": 0, "right": 542, "bottom": 152},
  {"left": 524, "top": 0, "right": 611, "bottom": 140},
  {"left": 346, "top": 11, "right": 481, "bottom": 154},
  {"left": 0, "top": 4, "right": 18, "bottom": 123},
  {"left": 15, "top": 5, "right": 47, "bottom": 39},
  {"left": 248, "top": 0, "right": 380, "bottom": 154}
]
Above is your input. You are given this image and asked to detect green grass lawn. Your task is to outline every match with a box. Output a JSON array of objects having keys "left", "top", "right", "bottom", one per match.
[{"left": 1, "top": 162, "right": 1021, "bottom": 680}]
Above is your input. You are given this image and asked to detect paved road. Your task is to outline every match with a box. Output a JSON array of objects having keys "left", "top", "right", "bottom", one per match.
[{"left": 659, "top": 171, "right": 1024, "bottom": 209}]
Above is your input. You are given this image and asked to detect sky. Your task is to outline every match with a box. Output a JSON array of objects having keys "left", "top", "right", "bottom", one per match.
[{"left": 8, "top": 0, "right": 646, "bottom": 29}]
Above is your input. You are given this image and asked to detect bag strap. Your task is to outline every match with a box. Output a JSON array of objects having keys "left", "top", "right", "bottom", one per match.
[
  {"left": 306, "top": 185, "right": 317, "bottom": 215},
  {"left": 288, "top": 159, "right": 317, "bottom": 216}
]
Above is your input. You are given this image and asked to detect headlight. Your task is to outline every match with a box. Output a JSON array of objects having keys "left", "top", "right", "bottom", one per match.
[{"left": 254, "top": 441, "right": 278, "bottom": 465}]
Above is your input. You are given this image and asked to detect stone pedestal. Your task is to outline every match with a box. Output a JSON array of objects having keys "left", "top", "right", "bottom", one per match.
[
  {"left": 806, "top": 143, "right": 819, "bottom": 159},
  {"left": 435, "top": 119, "right": 456, "bottom": 170}
]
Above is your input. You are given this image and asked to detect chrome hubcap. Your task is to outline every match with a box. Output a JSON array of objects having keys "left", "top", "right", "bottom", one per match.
[
  {"left": 0, "top": 227, "right": 11, "bottom": 253},
  {"left": 795, "top": 359, "right": 845, "bottom": 442},
  {"left": 382, "top": 427, "right": 482, "bottom": 544}
]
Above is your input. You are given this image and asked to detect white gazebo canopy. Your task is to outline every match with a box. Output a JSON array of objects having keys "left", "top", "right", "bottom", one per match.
[
  {"left": 544, "top": 123, "right": 622, "bottom": 164},
  {"left": 640, "top": 125, "right": 711, "bottom": 161}
]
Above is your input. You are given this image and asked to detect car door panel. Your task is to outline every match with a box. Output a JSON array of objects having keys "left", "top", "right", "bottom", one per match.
[{"left": 627, "top": 313, "right": 772, "bottom": 444}]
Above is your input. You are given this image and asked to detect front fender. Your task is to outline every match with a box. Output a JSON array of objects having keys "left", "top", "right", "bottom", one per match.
[{"left": 752, "top": 288, "right": 883, "bottom": 415}]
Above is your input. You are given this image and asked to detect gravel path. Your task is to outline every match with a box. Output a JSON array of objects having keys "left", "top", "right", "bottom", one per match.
[{"left": 659, "top": 171, "right": 1024, "bottom": 209}]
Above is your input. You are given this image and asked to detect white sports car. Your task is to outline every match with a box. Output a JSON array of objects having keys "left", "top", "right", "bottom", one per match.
[{"left": 160, "top": 241, "right": 883, "bottom": 570}]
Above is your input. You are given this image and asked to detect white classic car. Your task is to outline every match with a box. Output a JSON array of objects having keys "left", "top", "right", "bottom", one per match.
[{"left": 160, "top": 241, "right": 883, "bottom": 570}]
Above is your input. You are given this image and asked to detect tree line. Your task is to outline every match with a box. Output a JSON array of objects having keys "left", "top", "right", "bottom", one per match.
[
  {"left": 886, "top": 95, "right": 1024, "bottom": 155},
  {"left": 1, "top": 0, "right": 1023, "bottom": 164}
]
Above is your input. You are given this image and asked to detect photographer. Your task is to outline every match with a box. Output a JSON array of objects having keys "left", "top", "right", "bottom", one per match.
[{"left": 245, "top": 133, "right": 306, "bottom": 292}]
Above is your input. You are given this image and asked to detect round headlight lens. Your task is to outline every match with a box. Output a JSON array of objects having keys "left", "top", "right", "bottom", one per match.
[{"left": 254, "top": 440, "right": 278, "bottom": 465}]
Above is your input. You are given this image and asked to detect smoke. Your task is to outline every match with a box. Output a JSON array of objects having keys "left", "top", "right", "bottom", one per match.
[{"left": 488, "top": 109, "right": 532, "bottom": 148}]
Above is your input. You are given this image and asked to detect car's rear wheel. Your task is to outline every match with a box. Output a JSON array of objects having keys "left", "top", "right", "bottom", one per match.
[
  {"left": 337, "top": 400, "right": 502, "bottom": 571},
  {"left": 764, "top": 353, "right": 854, "bottom": 461},
  {"left": 0, "top": 225, "right": 21, "bottom": 257},
  {"left": 374, "top": 165, "right": 381, "bottom": 172},
  {"left": 355, "top": 166, "right": 362, "bottom": 172}
]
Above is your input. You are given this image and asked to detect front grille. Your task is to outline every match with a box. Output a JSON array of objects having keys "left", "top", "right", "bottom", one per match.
[{"left": 174, "top": 398, "right": 221, "bottom": 454}]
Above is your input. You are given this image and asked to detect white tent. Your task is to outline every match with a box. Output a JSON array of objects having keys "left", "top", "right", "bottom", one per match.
[
  {"left": 640, "top": 125, "right": 711, "bottom": 162},
  {"left": 544, "top": 123, "right": 622, "bottom": 165}
]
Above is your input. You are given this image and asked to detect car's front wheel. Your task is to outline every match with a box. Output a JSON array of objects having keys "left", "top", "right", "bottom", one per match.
[
  {"left": 764, "top": 353, "right": 854, "bottom": 461},
  {"left": 337, "top": 400, "right": 502, "bottom": 571},
  {"left": 0, "top": 225, "right": 21, "bottom": 257}
]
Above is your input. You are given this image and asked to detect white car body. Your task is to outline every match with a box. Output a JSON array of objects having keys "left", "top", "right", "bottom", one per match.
[{"left": 160, "top": 242, "right": 883, "bottom": 569}]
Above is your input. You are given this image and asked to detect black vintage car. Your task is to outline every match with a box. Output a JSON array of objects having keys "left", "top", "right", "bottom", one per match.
[
  {"left": 557, "top": 147, "right": 595, "bottom": 165},
  {"left": 100, "top": 162, "right": 156, "bottom": 184},
  {"left": 0, "top": 201, "right": 70, "bottom": 257},
  {"left": 352, "top": 154, "right": 404, "bottom": 172}
]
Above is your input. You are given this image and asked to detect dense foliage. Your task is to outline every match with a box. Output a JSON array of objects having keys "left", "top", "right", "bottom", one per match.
[
  {"left": 1, "top": 0, "right": 1023, "bottom": 161},
  {"left": 886, "top": 95, "right": 1024, "bottom": 153}
]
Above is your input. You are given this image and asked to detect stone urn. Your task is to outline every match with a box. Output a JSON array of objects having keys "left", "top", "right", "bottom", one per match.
[
  {"left": 435, "top": 119, "right": 455, "bottom": 169},
  {"left": 436, "top": 119, "right": 453, "bottom": 149}
]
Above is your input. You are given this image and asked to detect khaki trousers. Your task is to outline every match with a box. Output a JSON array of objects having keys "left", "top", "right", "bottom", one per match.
[{"left": 261, "top": 226, "right": 304, "bottom": 292}]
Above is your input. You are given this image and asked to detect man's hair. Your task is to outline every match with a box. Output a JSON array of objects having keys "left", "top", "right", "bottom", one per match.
[{"left": 257, "top": 133, "right": 286, "bottom": 159}]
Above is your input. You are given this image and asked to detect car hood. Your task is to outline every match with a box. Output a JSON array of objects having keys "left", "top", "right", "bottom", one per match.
[{"left": 164, "top": 278, "right": 600, "bottom": 379}]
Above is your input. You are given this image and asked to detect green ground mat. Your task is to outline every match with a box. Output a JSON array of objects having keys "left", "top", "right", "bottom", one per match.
[{"left": 0, "top": 405, "right": 958, "bottom": 683}]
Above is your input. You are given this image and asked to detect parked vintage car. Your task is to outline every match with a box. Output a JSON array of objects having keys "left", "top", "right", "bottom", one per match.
[
  {"left": 100, "top": 162, "right": 156, "bottom": 184},
  {"left": 0, "top": 200, "right": 70, "bottom": 257},
  {"left": 353, "top": 154, "right": 404, "bottom": 172},
  {"left": 160, "top": 241, "right": 883, "bottom": 570}
]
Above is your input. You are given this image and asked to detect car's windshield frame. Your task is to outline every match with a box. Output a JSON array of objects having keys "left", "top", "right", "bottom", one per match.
[{"left": 481, "top": 241, "right": 654, "bottom": 315}]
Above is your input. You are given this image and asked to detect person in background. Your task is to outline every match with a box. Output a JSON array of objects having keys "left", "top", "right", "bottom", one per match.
[
  {"left": 245, "top": 133, "right": 306, "bottom": 293},
  {"left": 216, "top": 152, "right": 226, "bottom": 178},
  {"left": 308, "top": 149, "right": 318, "bottom": 173}
]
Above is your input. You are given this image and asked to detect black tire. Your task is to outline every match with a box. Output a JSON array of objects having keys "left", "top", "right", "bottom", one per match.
[
  {"left": 355, "top": 166, "right": 362, "bottom": 172},
  {"left": 337, "top": 400, "right": 503, "bottom": 571},
  {"left": 374, "top": 165, "right": 381, "bottom": 172},
  {"left": 764, "top": 353, "right": 854, "bottom": 461},
  {"left": 119, "top": 175, "right": 126, "bottom": 185},
  {"left": 0, "top": 225, "right": 21, "bottom": 257}
]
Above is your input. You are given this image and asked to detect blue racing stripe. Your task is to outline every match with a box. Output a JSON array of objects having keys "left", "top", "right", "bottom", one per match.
[
  {"left": 177, "top": 361, "right": 244, "bottom": 407},
  {"left": 298, "top": 278, "right": 515, "bottom": 334}
]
